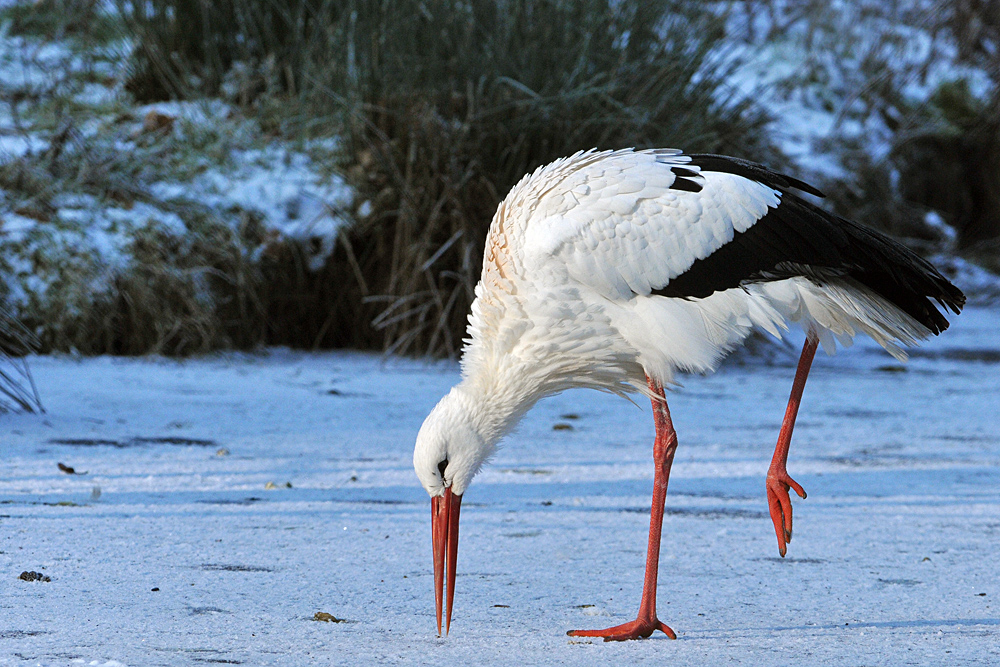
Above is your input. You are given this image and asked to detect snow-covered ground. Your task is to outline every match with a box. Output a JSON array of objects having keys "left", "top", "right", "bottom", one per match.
[{"left": 2, "top": 307, "right": 998, "bottom": 665}]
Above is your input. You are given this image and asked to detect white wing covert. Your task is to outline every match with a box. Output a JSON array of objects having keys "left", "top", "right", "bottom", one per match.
[{"left": 517, "top": 149, "right": 782, "bottom": 301}]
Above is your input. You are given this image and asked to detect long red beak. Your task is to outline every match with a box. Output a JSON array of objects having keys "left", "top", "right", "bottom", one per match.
[{"left": 431, "top": 487, "right": 462, "bottom": 636}]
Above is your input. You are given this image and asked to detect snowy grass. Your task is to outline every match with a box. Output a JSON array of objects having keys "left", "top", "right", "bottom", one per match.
[
  {"left": 113, "top": 0, "right": 785, "bottom": 357},
  {"left": 2, "top": 307, "right": 998, "bottom": 664},
  {"left": 0, "top": 302, "right": 40, "bottom": 413},
  {"left": 0, "top": 17, "right": 353, "bottom": 354},
  {"left": 723, "top": 0, "right": 1000, "bottom": 251}
]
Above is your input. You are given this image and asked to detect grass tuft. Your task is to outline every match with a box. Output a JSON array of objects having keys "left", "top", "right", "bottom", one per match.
[
  {"left": 0, "top": 303, "right": 43, "bottom": 413},
  {"left": 336, "top": 1, "right": 781, "bottom": 356}
]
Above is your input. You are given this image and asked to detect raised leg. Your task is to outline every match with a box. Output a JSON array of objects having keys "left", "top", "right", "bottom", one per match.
[
  {"left": 766, "top": 334, "right": 818, "bottom": 557},
  {"left": 568, "top": 376, "right": 678, "bottom": 642}
]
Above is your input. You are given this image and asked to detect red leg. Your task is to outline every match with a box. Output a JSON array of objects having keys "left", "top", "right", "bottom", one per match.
[
  {"left": 568, "top": 376, "right": 678, "bottom": 642},
  {"left": 766, "top": 335, "right": 818, "bottom": 557}
]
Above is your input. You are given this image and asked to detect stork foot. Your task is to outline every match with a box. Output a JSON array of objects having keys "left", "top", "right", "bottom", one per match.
[
  {"left": 567, "top": 616, "right": 676, "bottom": 642},
  {"left": 766, "top": 468, "right": 807, "bottom": 557}
]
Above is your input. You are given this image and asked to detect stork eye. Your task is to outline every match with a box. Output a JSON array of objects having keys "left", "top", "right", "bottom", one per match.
[{"left": 437, "top": 459, "right": 449, "bottom": 478}]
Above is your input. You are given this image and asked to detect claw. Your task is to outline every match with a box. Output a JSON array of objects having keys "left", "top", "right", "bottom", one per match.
[{"left": 766, "top": 470, "right": 806, "bottom": 557}]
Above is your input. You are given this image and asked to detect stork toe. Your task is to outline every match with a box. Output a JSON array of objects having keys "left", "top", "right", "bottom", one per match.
[
  {"left": 568, "top": 617, "right": 676, "bottom": 642},
  {"left": 766, "top": 470, "right": 807, "bottom": 556}
]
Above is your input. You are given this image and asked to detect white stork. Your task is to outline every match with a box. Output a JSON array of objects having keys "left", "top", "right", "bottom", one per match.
[{"left": 412, "top": 148, "right": 964, "bottom": 640}]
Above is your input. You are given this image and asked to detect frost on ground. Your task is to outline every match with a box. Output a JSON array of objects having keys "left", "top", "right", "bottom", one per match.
[{"left": 1, "top": 307, "right": 998, "bottom": 666}]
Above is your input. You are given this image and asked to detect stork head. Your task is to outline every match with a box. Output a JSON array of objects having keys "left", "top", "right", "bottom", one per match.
[
  {"left": 414, "top": 387, "right": 491, "bottom": 497},
  {"left": 413, "top": 386, "right": 494, "bottom": 636}
]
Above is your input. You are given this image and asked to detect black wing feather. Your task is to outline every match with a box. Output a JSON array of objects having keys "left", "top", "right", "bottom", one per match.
[
  {"left": 686, "top": 153, "right": 827, "bottom": 198},
  {"left": 651, "top": 155, "right": 965, "bottom": 334}
]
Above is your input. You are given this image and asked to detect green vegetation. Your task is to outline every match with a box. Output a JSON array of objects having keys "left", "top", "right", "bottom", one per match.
[
  {"left": 1, "top": 0, "right": 120, "bottom": 42},
  {"left": 0, "top": 303, "right": 42, "bottom": 413},
  {"left": 894, "top": 80, "right": 1000, "bottom": 269},
  {"left": 332, "top": 1, "right": 779, "bottom": 356},
  {"left": 122, "top": 0, "right": 780, "bottom": 356}
]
